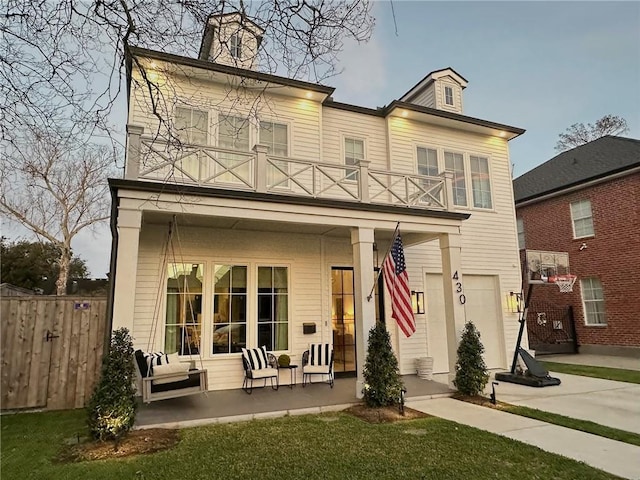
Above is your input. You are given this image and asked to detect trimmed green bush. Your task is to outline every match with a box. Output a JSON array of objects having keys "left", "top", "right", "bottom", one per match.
[
  {"left": 362, "top": 322, "right": 404, "bottom": 407},
  {"left": 278, "top": 354, "right": 291, "bottom": 367},
  {"left": 87, "top": 327, "right": 137, "bottom": 441},
  {"left": 454, "top": 321, "right": 489, "bottom": 396}
]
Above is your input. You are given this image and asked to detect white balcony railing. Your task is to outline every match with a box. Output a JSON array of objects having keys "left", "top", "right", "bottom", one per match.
[{"left": 126, "top": 127, "right": 454, "bottom": 212}]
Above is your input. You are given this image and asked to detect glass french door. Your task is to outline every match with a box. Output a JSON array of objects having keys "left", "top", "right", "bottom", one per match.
[{"left": 331, "top": 268, "right": 356, "bottom": 375}]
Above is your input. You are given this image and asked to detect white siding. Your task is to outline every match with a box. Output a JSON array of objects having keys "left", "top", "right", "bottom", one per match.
[
  {"left": 407, "top": 84, "right": 436, "bottom": 109},
  {"left": 434, "top": 77, "right": 463, "bottom": 114},
  {"left": 322, "top": 106, "right": 388, "bottom": 170}
]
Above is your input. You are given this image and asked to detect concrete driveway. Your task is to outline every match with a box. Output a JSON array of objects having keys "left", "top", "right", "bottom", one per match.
[{"left": 487, "top": 371, "right": 640, "bottom": 434}]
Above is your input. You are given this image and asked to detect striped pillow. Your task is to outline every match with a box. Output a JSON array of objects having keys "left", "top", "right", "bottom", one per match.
[
  {"left": 309, "top": 344, "right": 331, "bottom": 366},
  {"left": 242, "top": 346, "right": 270, "bottom": 370},
  {"left": 144, "top": 352, "right": 179, "bottom": 375}
]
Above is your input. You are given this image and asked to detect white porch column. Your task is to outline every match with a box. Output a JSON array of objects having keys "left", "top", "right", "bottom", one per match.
[
  {"left": 351, "top": 227, "right": 376, "bottom": 399},
  {"left": 439, "top": 233, "right": 466, "bottom": 387},
  {"left": 111, "top": 208, "right": 142, "bottom": 334}
]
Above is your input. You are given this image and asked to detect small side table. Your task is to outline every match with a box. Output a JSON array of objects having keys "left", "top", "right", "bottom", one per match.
[{"left": 279, "top": 364, "right": 299, "bottom": 389}]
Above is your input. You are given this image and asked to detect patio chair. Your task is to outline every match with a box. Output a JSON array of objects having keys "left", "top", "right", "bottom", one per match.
[
  {"left": 241, "top": 347, "right": 279, "bottom": 394},
  {"left": 302, "top": 344, "right": 334, "bottom": 388}
]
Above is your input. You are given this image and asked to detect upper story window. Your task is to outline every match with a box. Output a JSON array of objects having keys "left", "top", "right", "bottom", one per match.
[
  {"left": 444, "top": 86, "right": 454, "bottom": 106},
  {"left": 570, "top": 199, "right": 594, "bottom": 238},
  {"left": 417, "top": 147, "right": 439, "bottom": 177},
  {"left": 516, "top": 218, "right": 525, "bottom": 250},
  {"left": 230, "top": 33, "right": 242, "bottom": 59},
  {"left": 444, "top": 151, "right": 467, "bottom": 207},
  {"left": 344, "top": 138, "right": 364, "bottom": 181},
  {"left": 175, "top": 107, "right": 208, "bottom": 145},
  {"left": 260, "top": 121, "right": 289, "bottom": 188},
  {"left": 470, "top": 155, "right": 492, "bottom": 209},
  {"left": 259, "top": 121, "right": 288, "bottom": 157},
  {"left": 581, "top": 277, "right": 606, "bottom": 325},
  {"left": 218, "top": 115, "right": 250, "bottom": 151}
]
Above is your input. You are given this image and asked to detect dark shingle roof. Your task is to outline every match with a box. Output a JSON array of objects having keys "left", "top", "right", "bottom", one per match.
[{"left": 513, "top": 136, "right": 640, "bottom": 203}]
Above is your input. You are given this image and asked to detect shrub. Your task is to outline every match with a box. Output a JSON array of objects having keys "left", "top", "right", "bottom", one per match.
[
  {"left": 362, "top": 322, "right": 404, "bottom": 408},
  {"left": 278, "top": 354, "right": 291, "bottom": 367},
  {"left": 454, "top": 321, "right": 489, "bottom": 396},
  {"left": 87, "top": 327, "right": 137, "bottom": 441}
]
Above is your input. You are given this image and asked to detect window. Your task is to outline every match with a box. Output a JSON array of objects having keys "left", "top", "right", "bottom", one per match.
[
  {"left": 417, "top": 147, "right": 439, "bottom": 177},
  {"left": 257, "top": 266, "right": 289, "bottom": 351},
  {"left": 581, "top": 277, "right": 606, "bottom": 325},
  {"left": 344, "top": 138, "right": 364, "bottom": 181},
  {"left": 165, "top": 263, "right": 203, "bottom": 355},
  {"left": 571, "top": 199, "right": 594, "bottom": 238},
  {"left": 230, "top": 33, "right": 242, "bottom": 59},
  {"left": 516, "top": 218, "right": 525, "bottom": 250},
  {"left": 470, "top": 155, "right": 492, "bottom": 209},
  {"left": 260, "top": 121, "right": 289, "bottom": 188},
  {"left": 444, "top": 86, "right": 454, "bottom": 106},
  {"left": 212, "top": 265, "right": 247, "bottom": 354},
  {"left": 175, "top": 107, "right": 208, "bottom": 145},
  {"left": 217, "top": 114, "right": 251, "bottom": 184},
  {"left": 444, "top": 151, "right": 467, "bottom": 206}
]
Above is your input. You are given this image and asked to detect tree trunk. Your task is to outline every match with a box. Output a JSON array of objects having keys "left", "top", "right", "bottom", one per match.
[{"left": 56, "top": 248, "right": 71, "bottom": 295}]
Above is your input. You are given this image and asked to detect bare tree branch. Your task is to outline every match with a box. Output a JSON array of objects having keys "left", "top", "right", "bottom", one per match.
[{"left": 555, "top": 115, "right": 629, "bottom": 152}]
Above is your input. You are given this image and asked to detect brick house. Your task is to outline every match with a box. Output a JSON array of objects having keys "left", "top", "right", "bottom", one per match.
[{"left": 514, "top": 136, "right": 640, "bottom": 357}]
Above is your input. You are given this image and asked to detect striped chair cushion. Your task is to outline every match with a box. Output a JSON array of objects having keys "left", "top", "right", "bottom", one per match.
[
  {"left": 309, "top": 344, "right": 332, "bottom": 366},
  {"left": 242, "top": 346, "right": 270, "bottom": 370}
]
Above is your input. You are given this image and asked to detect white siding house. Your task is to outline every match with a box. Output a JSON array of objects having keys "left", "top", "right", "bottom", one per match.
[{"left": 110, "top": 15, "right": 526, "bottom": 397}]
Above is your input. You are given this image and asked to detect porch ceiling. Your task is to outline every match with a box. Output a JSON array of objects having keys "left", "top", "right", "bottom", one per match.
[{"left": 141, "top": 211, "right": 437, "bottom": 245}]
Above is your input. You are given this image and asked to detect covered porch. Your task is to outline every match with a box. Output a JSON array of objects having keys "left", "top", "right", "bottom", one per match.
[{"left": 135, "top": 375, "right": 452, "bottom": 429}]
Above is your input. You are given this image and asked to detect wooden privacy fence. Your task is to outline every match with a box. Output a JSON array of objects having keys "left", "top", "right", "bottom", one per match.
[{"left": 1, "top": 296, "right": 108, "bottom": 411}]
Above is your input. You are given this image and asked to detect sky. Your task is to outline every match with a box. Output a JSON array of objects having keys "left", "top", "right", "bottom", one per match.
[{"left": 4, "top": 1, "right": 639, "bottom": 278}]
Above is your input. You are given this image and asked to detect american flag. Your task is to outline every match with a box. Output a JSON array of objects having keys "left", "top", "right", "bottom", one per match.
[{"left": 382, "top": 234, "right": 416, "bottom": 337}]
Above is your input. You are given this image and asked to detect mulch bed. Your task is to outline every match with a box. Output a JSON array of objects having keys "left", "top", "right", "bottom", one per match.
[
  {"left": 452, "top": 394, "right": 512, "bottom": 410},
  {"left": 344, "top": 404, "right": 431, "bottom": 423},
  {"left": 57, "top": 429, "right": 179, "bottom": 463}
]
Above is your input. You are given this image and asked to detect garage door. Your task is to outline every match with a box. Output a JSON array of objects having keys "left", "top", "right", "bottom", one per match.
[{"left": 426, "top": 274, "right": 505, "bottom": 373}]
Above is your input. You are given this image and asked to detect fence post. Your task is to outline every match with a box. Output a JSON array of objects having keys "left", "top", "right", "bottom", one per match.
[
  {"left": 253, "top": 144, "right": 269, "bottom": 193},
  {"left": 125, "top": 125, "right": 144, "bottom": 179},
  {"left": 357, "top": 159, "right": 370, "bottom": 203},
  {"left": 441, "top": 171, "right": 454, "bottom": 211}
]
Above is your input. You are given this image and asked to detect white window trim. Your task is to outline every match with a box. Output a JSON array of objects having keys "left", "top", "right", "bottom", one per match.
[
  {"left": 580, "top": 277, "right": 607, "bottom": 326},
  {"left": 516, "top": 217, "right": 525, "bottom": 250},
  {"left": 570, "top": 199, "right": 595, "bottom": 239},
  {"left": 414, "top": 143, "right": 440, "bottom": 177},
  {"left": 255, "top": 263, "right": 292, "bottom": 354},
  {"left": 469, "top": 154, "right": 494, "bottom": 210},
  {"left": 444, "top": 85, "right": 454, "bottom": 106},
  {"left": 174, "top": 104, "right": 211, "bottom": 146},
  {"left": 342, "top": 135, "right": 366, "bottom": 183}
]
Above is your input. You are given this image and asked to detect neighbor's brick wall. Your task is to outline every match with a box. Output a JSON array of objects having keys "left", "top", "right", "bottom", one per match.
[{"left": 516, "top": 172, "right": 640, "bottom": 348}]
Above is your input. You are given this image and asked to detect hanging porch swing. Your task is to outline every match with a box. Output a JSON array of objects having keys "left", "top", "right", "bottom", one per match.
[{"left": 133, "top": 216, "right": 209, "bottom": 403}]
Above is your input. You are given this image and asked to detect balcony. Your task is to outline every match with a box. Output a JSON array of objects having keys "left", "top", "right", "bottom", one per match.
[{"left": 125, "top": 126, "right": 456, "bottom": 212}]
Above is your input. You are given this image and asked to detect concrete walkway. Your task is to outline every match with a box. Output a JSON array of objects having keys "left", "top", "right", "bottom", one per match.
[{"left": 407, "top": 396, "right": 640, "bottom": 480}]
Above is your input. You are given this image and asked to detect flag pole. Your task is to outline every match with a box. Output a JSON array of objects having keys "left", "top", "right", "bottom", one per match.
[{"left": 367, "top": 222, "right": 400, "bottom": 301}]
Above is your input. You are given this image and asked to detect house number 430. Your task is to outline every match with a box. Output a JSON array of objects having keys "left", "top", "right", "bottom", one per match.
[{"left": 452, "top": 271, "right": 466, "bottom": 305}]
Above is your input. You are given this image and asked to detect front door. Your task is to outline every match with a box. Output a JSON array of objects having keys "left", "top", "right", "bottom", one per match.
[{"left": 331, "top": 268, "right": 356, "bottom": 376}]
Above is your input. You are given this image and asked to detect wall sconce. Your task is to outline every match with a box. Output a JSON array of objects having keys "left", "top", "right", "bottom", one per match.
[
  {"left": 411, "top": 291, "right": 425, "bottom": 314},
  {"left": 507, "top": 291, "right": 523, "bottom": 314}
]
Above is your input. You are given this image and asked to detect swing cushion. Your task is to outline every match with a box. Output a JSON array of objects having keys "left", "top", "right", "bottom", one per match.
[{"left": 152, "top": 362, "right": 191, "bottom": 384}]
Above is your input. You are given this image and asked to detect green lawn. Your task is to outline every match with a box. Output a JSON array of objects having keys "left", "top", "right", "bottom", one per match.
[
  {"left": 1, "top": 409, "right": 622, "bottom": 480},
  {"left": 501, "top": 404, "right": 640, "bottom": 447},
  {"left": 541, "top": 361, "right": 640, "bottom": 384}
]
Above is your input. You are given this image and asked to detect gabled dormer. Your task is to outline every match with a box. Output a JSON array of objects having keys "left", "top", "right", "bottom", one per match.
[
  {"left": 399, "top": 68, "right": 468, "bottom": 114},
  {"left": 198, "top": 12, "right": 264, "bottom": 70}
]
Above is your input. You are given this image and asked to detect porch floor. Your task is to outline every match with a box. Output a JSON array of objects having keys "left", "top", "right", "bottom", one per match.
[{"left": 136, "top": 375, "right": 453, "bottom": 429}]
